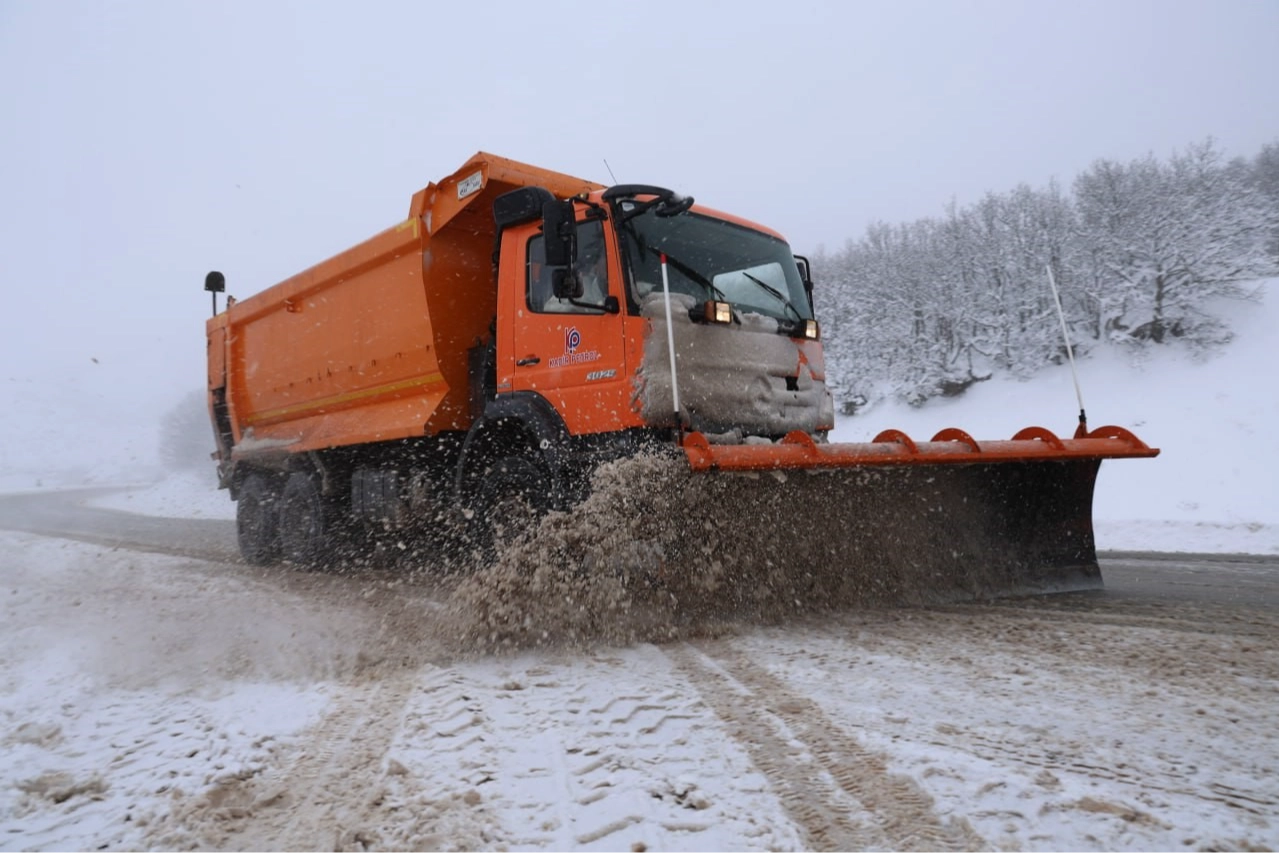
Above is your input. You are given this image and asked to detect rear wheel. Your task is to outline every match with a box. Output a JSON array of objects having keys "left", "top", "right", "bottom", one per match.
[
  {"left": 236, "top": 473, "right": 281, "bottom": 565},
  {"left": 278, "top": 473, "right": 331, "bottom": 568}
]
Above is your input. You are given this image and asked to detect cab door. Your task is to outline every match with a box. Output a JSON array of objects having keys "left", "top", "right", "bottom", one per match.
[{"left": 500, "top": 216, "right": 635, "bottom": 435}]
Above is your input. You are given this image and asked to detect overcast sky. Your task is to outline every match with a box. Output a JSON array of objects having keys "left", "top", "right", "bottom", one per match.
[{"left": 1, "top": 0, "right": 1276, "bottom": 473}]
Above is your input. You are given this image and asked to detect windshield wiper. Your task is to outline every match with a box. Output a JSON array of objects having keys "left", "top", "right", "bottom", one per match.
[
  {"left": 740, "top": 271, "right": 802, "bottom": 323},
  {"left": 664, "top": 252, "right": 726, "bottom": 301}
]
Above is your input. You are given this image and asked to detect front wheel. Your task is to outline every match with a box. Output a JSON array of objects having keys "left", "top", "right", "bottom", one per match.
[{"left": 473, "top": 456, "right": 551, "bottom": 559}]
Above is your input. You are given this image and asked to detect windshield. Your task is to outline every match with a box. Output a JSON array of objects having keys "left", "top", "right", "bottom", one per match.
[{"left": 615, "top": 208, "right": 813, "bottom": 321}]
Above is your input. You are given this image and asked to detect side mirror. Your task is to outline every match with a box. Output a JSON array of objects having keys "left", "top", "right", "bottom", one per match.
[
  {"left": 794, "top": 254, "right": 815, "bottom": 312},
  {"left": 551, "top": 268, "right": 583, "bottom": 300},
  {"left": 494, "top": 186, "right": 555, "bottom": 231},
  {"left": 793, "top": 255, "right": 812, "bottom": 287},
  {"left": 542, "top": 199, "right": 577, "bottom": 267}
]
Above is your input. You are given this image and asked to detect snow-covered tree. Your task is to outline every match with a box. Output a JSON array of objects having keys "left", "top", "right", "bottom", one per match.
[
  {"left": 815, "top": 138, "right": 1277, "bottom": 411},
  {"left": 1074, "top": 139, "right": 1274, "bottom": 348},
  {"left": 1252, "top": 140, "right": 1279, "bottom": 257}
]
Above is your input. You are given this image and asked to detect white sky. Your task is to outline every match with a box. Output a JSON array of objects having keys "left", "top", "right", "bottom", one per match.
[{"left": 1, "top": 0, "right": 1277, "bottom": 465}]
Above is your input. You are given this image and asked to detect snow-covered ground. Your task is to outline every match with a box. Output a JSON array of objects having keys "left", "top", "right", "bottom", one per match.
[
  {"left": 2, "top": 530, "right": 1276, "bottom": 852},
  {"left": 89, "top": 468, "right": 235, "bottom": 523},
  {"left": 0, "top": 358, "right": 167, "bottom": 495}
]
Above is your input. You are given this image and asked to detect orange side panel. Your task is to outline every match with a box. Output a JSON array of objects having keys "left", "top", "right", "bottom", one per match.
[
  {"left": 416, "top": 222, "right": 497, "bottom": 432},
  {"left": 225, "top": 222, "right": 449, "bottom": 455}
]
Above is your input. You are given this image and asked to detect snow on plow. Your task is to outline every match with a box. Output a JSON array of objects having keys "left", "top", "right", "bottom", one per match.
[{"left": 448, "top": 425, "right": 1158, "bottom": 648}]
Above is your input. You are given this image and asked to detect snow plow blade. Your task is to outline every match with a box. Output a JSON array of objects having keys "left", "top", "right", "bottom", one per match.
[{"left": 678, "top": 425, "right": 1159, "bottom": 598}]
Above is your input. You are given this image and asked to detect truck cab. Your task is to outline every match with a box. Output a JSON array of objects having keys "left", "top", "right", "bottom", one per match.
[
  {"left": 496, "top": 199, "right": 636, "bottom": 436},
  {"left": 490, "top": 185, "right": 834, "bottom": 447}
]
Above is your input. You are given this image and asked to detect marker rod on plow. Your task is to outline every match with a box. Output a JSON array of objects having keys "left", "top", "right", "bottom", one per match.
[
  {"left": 660, "top": 253, "right": 682, "bottom": 427},
  {"left": 1046, "top": 264, "right": 1087, "bottom": 434}
]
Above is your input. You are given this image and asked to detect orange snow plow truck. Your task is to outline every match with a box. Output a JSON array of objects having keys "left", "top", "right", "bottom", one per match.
[{"left": 204, "top": 152, "right": 1157, "bottom": 595}]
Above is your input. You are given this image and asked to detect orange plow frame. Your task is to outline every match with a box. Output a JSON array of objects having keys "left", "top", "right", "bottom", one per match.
[{"left": 682, "top": 425, "right": 1159, "bottom": 472}]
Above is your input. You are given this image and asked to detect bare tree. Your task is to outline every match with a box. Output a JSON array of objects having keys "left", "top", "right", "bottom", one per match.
[{"left": 159, "top": 389, "right": 213, "bottom": 470}]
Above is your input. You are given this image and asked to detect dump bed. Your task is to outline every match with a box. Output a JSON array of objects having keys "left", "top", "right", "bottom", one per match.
[{"left": 207, "top": 153, "right": 602, "bottom": 459}]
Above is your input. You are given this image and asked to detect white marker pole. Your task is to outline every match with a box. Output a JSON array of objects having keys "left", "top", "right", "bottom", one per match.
[
  {"left": 660, "top": 253, "right": 682, "bottom": 430},
  {"left": 1046, "top": 264, "right": 1087, "bottom": 435}
]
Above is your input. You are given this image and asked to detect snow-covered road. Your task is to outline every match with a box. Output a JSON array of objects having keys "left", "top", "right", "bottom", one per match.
[{"left": 2, "top": 524, "right": 1276, "bottom": 852}]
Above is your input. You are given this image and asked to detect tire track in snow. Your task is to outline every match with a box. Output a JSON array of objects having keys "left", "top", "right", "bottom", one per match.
[
  {"left": 563, "top": 684, "right": 715, "bottom": 847},
  {"left": 488, "top": 685, "right": 675, "bottom": 849},
  {"left": 152, "top": 669, "right": 421, "bottom": 851},
  {"left": 667, "top": 641, "right": 986, "bottom": 852},
  {"left": 921, "top": 722, "right": 1279, "bottom": 816},
  {"left": 797, "top": 608, "right": 1279, "bottom": 822},
  {"left": 474, "top": 654, "right": 800, "bottom": 851},
  {"left": 369, "top": 667, "right": 513, "bottom": 851},
  {"left": 925, "top": 598, "right": 1279, "bottom": 642}
]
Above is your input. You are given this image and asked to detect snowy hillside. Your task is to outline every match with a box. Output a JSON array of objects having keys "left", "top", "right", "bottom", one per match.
[{"left": 831, "top": 283, "right": 1277, "bottom": 555}]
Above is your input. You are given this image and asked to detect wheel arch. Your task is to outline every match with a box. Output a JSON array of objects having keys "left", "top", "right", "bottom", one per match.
[{"left": 455, "top": 391, "right": 571, "bottom": 509}]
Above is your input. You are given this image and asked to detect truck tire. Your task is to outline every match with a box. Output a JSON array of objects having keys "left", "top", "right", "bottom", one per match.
[
  {"left": 278, "top": 473, "right": 331, "bottom": 568},
  {"left": 474, "top": 456, "right": 550, "bottom": 558},
  {"left": 237, "top": 473, "right": 281, "bottom": 565}
]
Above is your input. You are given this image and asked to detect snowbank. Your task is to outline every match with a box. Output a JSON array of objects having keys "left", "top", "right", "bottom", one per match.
[
  {"left": 832, "top": 283, "right": 1278, "bottom": 555},
  {"left": 89, "top": 468, "right": 236, "bottom": 521}
]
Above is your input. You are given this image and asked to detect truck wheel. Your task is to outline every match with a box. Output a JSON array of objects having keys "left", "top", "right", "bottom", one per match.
[
  {"left": 237, "top": 473, "right": 281, "bottom": 565},
  {"left": 475, "top": 456, "right": 550, "bottom": 557},
  {"left": 278, "top": 473, "right": 331, "bottom": 568}
]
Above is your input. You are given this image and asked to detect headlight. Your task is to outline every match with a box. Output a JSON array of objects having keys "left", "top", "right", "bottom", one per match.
[
  {"left": 701, "top": 300, "right": 733, "bottom": 325},
  {"left": 803, "top": 319, "right": 820, "bottom": 340}
]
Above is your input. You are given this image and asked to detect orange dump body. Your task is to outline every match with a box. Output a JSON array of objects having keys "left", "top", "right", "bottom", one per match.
[{"left": 208, "top": 153, "right": 603, "bottom": 459}]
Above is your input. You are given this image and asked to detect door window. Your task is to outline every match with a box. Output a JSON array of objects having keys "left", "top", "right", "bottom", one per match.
[{"left": 526, "top": 219, "right": 610, "bottom": 314}]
